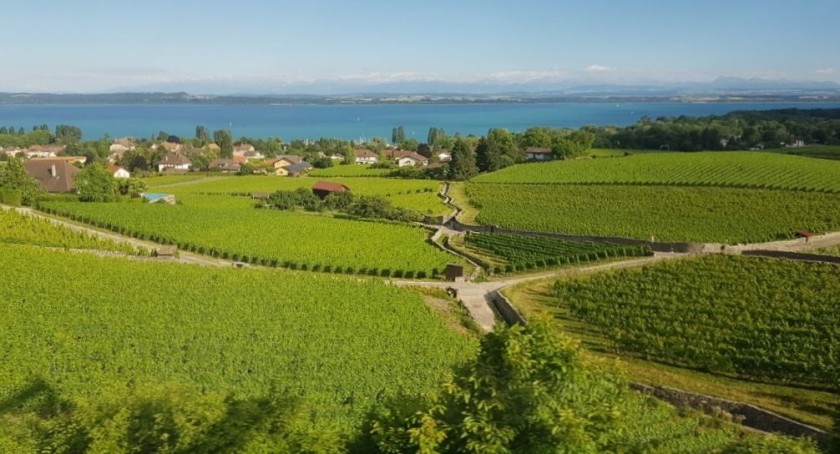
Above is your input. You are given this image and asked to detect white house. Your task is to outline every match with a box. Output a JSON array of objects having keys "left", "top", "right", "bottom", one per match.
[
  {"left": 109, "top": 165, "right": 131, "bottom": 179},
  {"left": 525, "top": 147, "right": 553, "bottom": 161},
  {"left": 158, "top": 153, "right": 192, "bottom": 173},
  {"left": 397, "top": 152, "right": 429, "bottom": 167},
  {"left": 354, "top": 149, "right": 378, "bottom": 165}
]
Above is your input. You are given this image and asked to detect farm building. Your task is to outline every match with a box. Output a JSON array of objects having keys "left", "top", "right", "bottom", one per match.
[
  {"left": 525, "top": 147, "right": 553, "bottom": 161},
  {"left": 142, "top": 193, "right": 177, "bottom": 204},
  {"left": 312, "top": 181, "right": 350, "bottom": 199},
  {"left": 23, "top": 158, "right": 80, "bottom": 193}
]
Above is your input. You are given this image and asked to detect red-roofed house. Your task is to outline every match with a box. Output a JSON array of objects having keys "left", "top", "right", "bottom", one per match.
[
  {"left": 158, "top": 154, "right": 192, "bottom": 173},
  {"left": 23, "top": 159, "right": 80, "bottom": 193}
]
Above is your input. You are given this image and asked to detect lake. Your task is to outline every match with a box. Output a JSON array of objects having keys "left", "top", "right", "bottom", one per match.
[{"left": 1, "top": 102, "right": 839, "bottom": 141}]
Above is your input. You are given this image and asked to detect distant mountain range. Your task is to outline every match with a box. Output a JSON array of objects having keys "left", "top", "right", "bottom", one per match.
[{"left": 2, "top": 78, "right": 840, "bottom": 104}]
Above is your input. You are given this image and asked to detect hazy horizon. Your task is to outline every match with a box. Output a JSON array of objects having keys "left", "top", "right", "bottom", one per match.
[{"left": 3, "top": 0, "right": 840, "bottom": 94}]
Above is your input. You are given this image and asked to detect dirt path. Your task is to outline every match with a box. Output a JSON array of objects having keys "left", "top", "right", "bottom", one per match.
[{"left": 4, "top": 205, "right": 231, "bottom": 267}]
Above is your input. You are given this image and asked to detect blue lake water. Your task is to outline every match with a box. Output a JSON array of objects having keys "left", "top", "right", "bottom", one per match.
[{"left": 1, "top": 102, "right": 839, "bottom": 141}]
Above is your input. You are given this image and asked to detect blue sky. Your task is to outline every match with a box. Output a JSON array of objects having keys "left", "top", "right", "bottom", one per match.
[{"left": 4, "top": 0, "right": 840, "bottom": 92}]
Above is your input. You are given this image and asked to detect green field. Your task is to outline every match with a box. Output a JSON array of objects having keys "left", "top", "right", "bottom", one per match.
[
  {"left": 149, "top": 175, "right": 446, "bottom": 215},
  {"left": 0, "top": 243, "right": 474, "bottom": 448},
  {"left": 472, "top": 151, "right": 840, "bottom": 193},
  {"left": 550, "top": 255, "right": 839, "bottom": 388},
  {"left": 40, "top": 194, "right": 458, "bottom": 277},
  {"left": 770, "top": 145, "right": 840, "bottom": 161},
  {"left": 466, "top": 183, "right": 840, "bottom": 243},
  {"left": 0, "top": 208, "right": 135, "bottom": 254},
  {"left": 309, "top": 165, "right": 391, "bottom": 177}
]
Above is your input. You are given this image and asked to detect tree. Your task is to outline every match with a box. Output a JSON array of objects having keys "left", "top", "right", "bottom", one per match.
[
  {"left": 117, "top": 178, "right": 147, "bottom": 197},
  {"left": 448, "top": 138, "right": 478, "bottom": 180},
  {"left": 392, "top": 126, "right": 406, "bottom": 144},
  {"left": 213, "top": 129, "right": 233, "bottom": 158},
  {"left": 195, "top": 125, "right": 208, "bottom": 141},
  {"left": 427, "top": 127, "right": 446, "bottom": 149},
  {"left": 552, "top": 130, "right": 595, "bottom": 159},
  {"left": 55, "top": 124, "right": 82, "bottom": 143},
  {"left": 75, "top": 163, "right": 118, "bottom": 202},
  {"left": 363, "top": 323, "right": 627, "bottom": 453},
  {"left": 399, "top": 138, "right": 419, "bottom": 151},
  {"left": 0, "top": 158, "right": 43, "bottom": 205}
]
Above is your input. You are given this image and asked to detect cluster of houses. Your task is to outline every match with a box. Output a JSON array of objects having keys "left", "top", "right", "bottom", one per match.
[{"left": 351, "top": 148, "right": 451, "bottom": 166}]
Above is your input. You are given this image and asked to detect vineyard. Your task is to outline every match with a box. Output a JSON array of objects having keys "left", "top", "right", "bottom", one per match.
[
  {"left": 148, "top": 175, "right": 447, "bottom": 214},
  {"left": 39, "top": 195, "right": 458, "bottom": 277},
  {"left": 550, "top": 255, "right": 840, "bottom": 387},
  {"left": 0, "top": 243, "right": 475, "bottom": 446},
  {"left": 815, "top": 245, "right": 840, "bottom": 256},
  {"left": 0, "top": 208, "right": 135, "bottom": 254},
  {"left": 465, "top": 183, "right": 840, "bottom": 243},
  {"left": 464, "top": 232, "right": 652, "bottom": 274},
  {"left": 471, "top": 151, "right": 840, "bottom": 193},
  {"left": 309, "top": 165, "right": 390, "bottom": 177}
]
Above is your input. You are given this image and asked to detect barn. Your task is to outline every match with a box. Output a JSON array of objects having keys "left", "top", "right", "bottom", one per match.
[{"left": 312, "top": 181, "right": 350, "bottom": 199}]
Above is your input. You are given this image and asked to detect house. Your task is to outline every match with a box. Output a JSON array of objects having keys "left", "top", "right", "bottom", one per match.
[
  {"left": 208, "top": 158, "right": 241, "bottom": 173},
  {"left": 108, "top": 165, "right": 131, "bottom": 179},
  {"left": 156, "top": 141, "right": 183, "bottom": 153},
  {"left": 437, "top": 152, "right": 451, "bottom": 162},
  {"left": 24, "top": 144, "right": 65, "bottom": 159},
  {"left": 1, "top": 146, "right": 22, "bottom": 158},
  {"left": 330, "top": 153, "right": 344, "bottom": 161},
  {"left": 397, "top": 152, "right": 429, "bottom": 167},
  {"left": 53, "top": 156, "right": 87, "bottom": 166},
  {"left": 354, "top": 149, "right": 378, "bottom": 165},
  {"left": 277, "top": 155, "right": 303, "bottom": 165},
  {"left": 23, "top": 158, "right": 80, "bottom": 193},
  {"left": 244, "top": 150, "right": 265, "bottom": 161},
  {"left": 284, "top": 162, "right": 313, "bottom": 177},
  {"left": 382, "top": 149, "right": 411, "bottom": 160},
  {"left": 312, "top": 181, "right": 350, "bottom": 199},
  {"left": 525, "top": 147, "right": 553, "bottom": 161},
  {"left": 274, "top": 166, "right": 289, "bottom": 177},
  {"left": 109, "top": 137, "right": 135, "bottom": 154},
  {"left": 158, "top": 153, "right": 192, "bottom": 173},
  {"left": 233, "top": 143, "right": 255, "bottom": 157}
]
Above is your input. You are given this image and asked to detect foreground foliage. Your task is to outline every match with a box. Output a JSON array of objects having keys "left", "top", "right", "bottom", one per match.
[
  {"left": 359, "top": 323, "right": 819, "bottom": 454},
  {"left": 466, "top": 183, "right": 840, "bottom": 243},
  {"left": 0, "top": 244, "right": 475, "bottom": 450},
  {"left": 551, "top": 255, "right": 840, "bottom": 387},
  {"left": 472, "top": 152, "right": 840, "bottom": 193}
]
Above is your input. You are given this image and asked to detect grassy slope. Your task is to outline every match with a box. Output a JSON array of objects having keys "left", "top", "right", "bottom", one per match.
[
  {"left": 472, "top": 151, "right": 840, "bottom": 193},
  {"left": 0, "top": 243, "right": 476, "bottom": 436}
]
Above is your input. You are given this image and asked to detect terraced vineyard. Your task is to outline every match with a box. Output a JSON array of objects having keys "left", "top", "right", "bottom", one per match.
[
  {"left": 0, "top": 243, "right": 475, "bottom": 448},
  {"left": 149, "top": 175, "right": 446, "bottom": 214},
  {"left": 0, "top": 208, "right": 135, "bottom": 253},
  {"left": 472, "top": 151, "right": 840, "bottom": 193},
  {"left": 464, "top": 233, "right": 652, "bottom": 274},
  {"left": 40, "top": 195, "right": 457, "bottom": 277},
  {"left": 550, "top": 255, "right": 840, "bottom": 387},
  {"left": 466, "top": 183, "right": 840, "bottom": 243}
]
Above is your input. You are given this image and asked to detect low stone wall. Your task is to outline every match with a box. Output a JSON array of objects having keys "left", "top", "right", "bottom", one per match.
[
  {"left": 444, "top": 218, "right": 702, "bottom": 253},
  {"left": 742, "top": 250, "right": 840, "bottom": 264},
  {"left": 630, "top": 383, "right": 830, "bottom": 449},
  {"left": 488, "top": 290, "right": 527, "bottom": 326}
]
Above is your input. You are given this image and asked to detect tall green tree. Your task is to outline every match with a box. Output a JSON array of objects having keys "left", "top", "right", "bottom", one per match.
[
  {"left": 0, "top": 158, "right": 43, "bottom": 205},
  {"left": 213, "top": 129, "right": 233, "bottom": 158},
  {"left": 448, "top": 138, "right": 478, "bottom": 180},
  {"left": 551, "top": 130, "right": 595, "bottom": 159},
  {"left": 195, "top": 125, "right": 208, "bottom": 141},
  {"left": 75, "top": 163, "right": 118, "bottom": 202},
  {"left": 55, "top": 124, "right": 82, "bottom": 143},
  {"left": 392, "top": 126, "right": 406, "bottom": 144}
]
